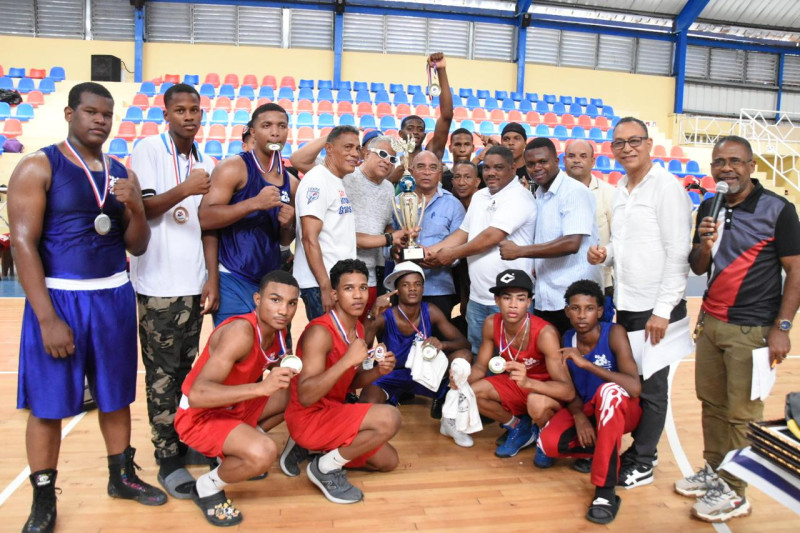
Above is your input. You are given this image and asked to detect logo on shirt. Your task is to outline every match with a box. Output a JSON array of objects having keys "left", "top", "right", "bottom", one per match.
[
  {"left": 306, "top": 187, "right": 320, "bottom": 204},
  {"left": 280, "top": 190, "right": 291, "bottom": 204},
  {"left": 523, "top": 357, "right": 537, "bottom": 368},
  {"left": 593, "top": 353, "right": 612, "bottom": 369},
  {"left": 339, "top": 191, "right": 353, "bottom": 214}
]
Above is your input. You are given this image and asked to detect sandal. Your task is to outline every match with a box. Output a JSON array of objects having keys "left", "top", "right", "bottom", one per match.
[
  {"left": 586, "top": 495, "right": 621, "bottom": 525},
  {"left": 191, "top": 486, "right": 243, "bottom": 527},
  {"left": 157, "top": 467, "right": 195, "bottom": 500}
]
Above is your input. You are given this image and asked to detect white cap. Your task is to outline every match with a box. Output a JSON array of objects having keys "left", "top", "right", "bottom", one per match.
[{"left": 383, "top": 261, "right": 425, "bottom": 291}]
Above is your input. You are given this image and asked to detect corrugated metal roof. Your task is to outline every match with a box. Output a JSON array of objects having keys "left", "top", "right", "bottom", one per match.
[
  {"left": 699, "top": 0, "right": 800, "bottom": 30},
  {"left": 536, "top": 1, "right": 685, "bottom": 17}
]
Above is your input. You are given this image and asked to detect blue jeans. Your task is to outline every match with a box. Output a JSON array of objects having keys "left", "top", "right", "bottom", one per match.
[
  {"left": 300, "top": 287, "right": 325, "bottom": 322},
  {"left": 466, "top": 300, "right": 500, "bottom": 355}
]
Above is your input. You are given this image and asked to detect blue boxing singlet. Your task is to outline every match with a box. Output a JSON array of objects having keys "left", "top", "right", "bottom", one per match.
[
  {"left": 380, "top": 303, "right": 432, "bottom": 368},
  {"left": 564, "top": 322, "right": 619, "bottom": 404}
]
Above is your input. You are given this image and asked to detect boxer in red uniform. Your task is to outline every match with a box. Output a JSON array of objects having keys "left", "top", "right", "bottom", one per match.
[
  {"left": 469, "top": 270, "right": 574, "bottom": 462},
  {"left": 175, "top": 270, "right": 299, "bottom": 527},
  {"left": 282, "top": 259, "right": 401, "bottom": 504}
]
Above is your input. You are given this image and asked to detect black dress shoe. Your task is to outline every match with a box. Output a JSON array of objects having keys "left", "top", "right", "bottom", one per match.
[{"left": 430, "top": 396, "right": 444, "bottom": 419}]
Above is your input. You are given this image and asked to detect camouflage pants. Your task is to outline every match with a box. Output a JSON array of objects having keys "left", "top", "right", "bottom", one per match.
[{"left": 137, "top": 294, "right": 203, "bottom": 460}]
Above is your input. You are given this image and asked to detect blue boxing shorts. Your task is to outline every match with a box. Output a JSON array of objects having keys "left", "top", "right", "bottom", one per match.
[
  {"left": 17, "top": 273, "right": 138, "bottom": 419},
  {"left": 213, "top": 270, "right": 258, "bottom": 327},
  {"left": 373, "top": 368, "right": 447, "bottom": 404}
]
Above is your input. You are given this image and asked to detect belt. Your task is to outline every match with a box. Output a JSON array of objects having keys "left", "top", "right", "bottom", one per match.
[{"left": 45, "top": 271, "right": 129, "bottom": 291}]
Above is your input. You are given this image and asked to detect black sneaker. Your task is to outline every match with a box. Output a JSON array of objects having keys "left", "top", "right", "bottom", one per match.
[
  {"left": 573, "top": 458, "right": 592, "bottom": 473},
  {"left": 107, "top": 446, "right": 168, "bottom": 506},
  {"left": 280, "top": 437, "right": 309, "bottom": 477},
  {"left": 617, "top": 462, "right": 654, "bottom": 489},
  {"left": 23, "top": 469, "right": 58, "bottom": 533},
  {"left": 430, "top": 396, "right": 444, "bottom": 420},
  {"left": 191, "top": 485, "right": 243, "bottom": 527},
  {"left": 345, "top": 392, "right": 360, "bottom": 404}
]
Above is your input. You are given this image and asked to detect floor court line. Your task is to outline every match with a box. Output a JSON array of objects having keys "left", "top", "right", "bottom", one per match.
[{"left": 0, "top": 410, "right": 87, "bottom": 508}]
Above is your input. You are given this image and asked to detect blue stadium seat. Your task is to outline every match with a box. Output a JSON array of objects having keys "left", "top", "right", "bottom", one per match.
[
  {"left": 124, "top": 106, "right": 144, "bottom": 124},
  {"left": 318, "top": 113, "right": 335, "bottom": 128},
  {"left": 108, "top": 138, "right": 129, "bottom": 158},
  {"left": 336, "top": 89, "right": 353, "bottom": 103},
  {"left": 282, "top": 144, "right": 293, "bottom": 157},
  {"left": 49, "top": 66, "right": 66, "bottom": 81},
  {"left": 703, "top": 191, "right": 715, "bottom": 201},
  {"left": 535, "top": 124, "right": 550, "bottom": 137},
  {"left": 476, "top": 89, "right": 490, "bottom": 100},
  {"left": 484, "top": 98, "right": 499, "bottom": 111},
  {"left": 337, "top": 81, "right": 352, "bottom": 91},
  {"left": 355, "top": 90, "right": 372, "bottom": 104},
  {"left": 510, "top": 91, "right": 523, "bottom": 101},
  {"left": 159, "top": 82, "right": 175, "bottom": 94},
  {"left": 559, "top": 95, "right": 574, "bottom": 105},
  {"left": 602, "top": 106, "right": 615, "bottom": 118},
  {"left": 393, "top": 91, "right": 409, "bottom": 106},
  {"left": 466, "top": 96, "right": 481, "bottom": 110},
  {"left": 183, "top": 74, "right": 199, "bottom": 85},
  {"left": 585, "top": 104, "right": 599, "bottom": 118},
  {"left": 442, "top": 148, "right": 452, "bottom": 164},
  {"left": 526, "top": 92, "right": 539, "bottom": 102},
  {"left": 317, "top": 88, "right": 334, "bottom": 102},
  {"left": 0, "top": 102, "right": 10, "bottom": 121},
  {"left": 298, "top": 79, "right": 314, "bottom": 89},
  {"left": 423, "top": 117, "right": 435, "bottom": 133},
  {"left": 199, "top": 83, "right": 216, "bottom": 99},
  {"left": 558, "top": 153, "right": 565, "bottom": 169},
  {"left": 553, "top": 125, "right": 569, "bottom": 140},
  {"left": 144, "top": 107, "right": 164, "bottom": 124},
  {"left": 589, "top": 127, "right": 604, "bottom": 141},
  {"left": 501, "top": 99, "right": 516, "bottom": 112},
  {"left": 339, "top": 114, "right": 356, "bottom": 127},
  {"left": 353, "top": 81, "right": 368, "bottom": 92},
  {"left": 298, "top": 88, "right": 315, "bottom": 101},
  {"left": 407, "top": 84, "right": 422, "bottom": 95},
  {"left": 518, "top": 100, "right": 532, "bottom": 113},
  {"left": 296, "top": 112, "right": 314, "bottom": 128},
  {"left": 227, "top": 140, "right": 243, "bottom": 156},
  {"left": 521, "top": 123, "right": 533, "bottom": 137},
  {"left": 543, "top": 94, "right": 556, "bottom": 104},
  {"left": 201, "top": 110, "right": 209, "bottom": 126},
  {"left": 576, "top": 97, "right": 588, "bottom": 107},
  {"left": 370, "top": 82, "right": 385, "bottom": 93},
  {"left": 217, "top": 84, "right": 235, "bottom": 99},
  {"left": 317, "top": 80, "right": 333, "bottom": 90},
  {"left": 479, "top": 121, "right": 496, "bottom": 136},
  {"left": 238, "top": 85, "right": 255, "bottom": 100},
  {"left": 0, "top": 77, "right": 14, "bottom": 90},
  {"left": 8, "top": 67, "right": 25, "bottom": 78},
  {"left": 686, "top": 160, "right": 701, "bottom": 176},
  {"left": 374, "top": 91, "right": 390, "bottom": 105},
  {"left": 459, "top": 119, "right": 475, "bottom": 132},
  {"left": 607, "top": 129, "right": 615, "bottom": 140},
  {"left": 359, "top": 115, "right": 377, "bottom": 129},
  {"left": 232, "top": 109, "right": 250, "bottom": 126},
  {"left": 451, "top": 95, "right": 463, "bottom": 107},
  {"left": 495, "top": 90, "right": 509, "bottom": 101},
  {"left": 568, "top": 103, "right": 583, "bottom": 115},
  {"left": 571, "top": 126, "right": 586, "bottom": 139},
  {"left": 411, "top": 92, "right": 427, "bottom": 106},
  {"left": 139, "top": 81, "right": 157, "bottom": 97},
  {"left": 38, "top": 78, "right": 55, "bottom": 94},
  {"left": 389, "top": 83, "right": 404, "bottom": 94},
  {"left": 535, "top": 101, "right": 550, "bottom": 114},
  {"left": 653, "top": 159, "right": 666, "bottom": 168},
  {"left": 590, "top": 98, "right": 604, "bottom": 107},
  {"left": 15, "top": 103, "right": 34, "bottom": 121},
  {"left": 596, "top": 155, "right": 612, "bottom": 171},
  {"left": 668, "top": 160, "right": 683, "bottom": 175},
  {"left": 277, "top": 87, "right": 294, "bottom": 101},
  {"left": 205, "top": 140, "right": 223, "bottom": 159},
  {"left": 688, "top": 191, "right": 701, "bottom": 207},
  {"left": 379, "top": 116, "right": 397, "bottom": 130},
  {"left": 209, "top": 109, "right": 229, "bottom": 126},
  {"left": 552, "top": 102, "right": 566, "bottom": 115},
  {"left": 458, "top": 88, "right": 473, "bottom": 99},
  {"left": 614, "top": 159, "right": 624, "bottom": 171},
  {"left": 258, "top": 86, "right": 275, "bottom": 100},
  {"left": 16, "top": 78, "right": 35, "bottom": 94}
]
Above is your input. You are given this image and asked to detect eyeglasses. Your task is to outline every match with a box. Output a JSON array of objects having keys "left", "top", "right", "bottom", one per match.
[
  {"left": 610, "top": 136, "right": 648, "bottom": 151},
  {"left": 368, "top": 148, "right": 398, "bottom": 165},
  {"left": 711, "top": 158, "right": 752, "bottom": 169},
  {"left": 413, "top": 164, "right": 441, "bottom": 173}
]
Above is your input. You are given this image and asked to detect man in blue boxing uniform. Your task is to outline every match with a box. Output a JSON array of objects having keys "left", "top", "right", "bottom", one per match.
[{"left": 9, "top": 82, "right": 166, "bottom": 533}]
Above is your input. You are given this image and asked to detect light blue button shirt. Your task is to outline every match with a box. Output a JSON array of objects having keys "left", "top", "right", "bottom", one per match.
[{"left": 533, "top": 171, "right": 603, "bottom": 311}]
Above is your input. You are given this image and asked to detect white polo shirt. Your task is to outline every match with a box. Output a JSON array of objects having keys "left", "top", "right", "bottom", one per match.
[
  {"left": 129, "top": 133, "right": 215, "bottom": 297},
  {"left": 533, "top": 171, "right": 602, "bottom": 311},
  {"left": 293, "top": 164, "right": 357, "bottom": 289},
  {"left": 460, "top": 178, "right": 537, "bottom": 306}
]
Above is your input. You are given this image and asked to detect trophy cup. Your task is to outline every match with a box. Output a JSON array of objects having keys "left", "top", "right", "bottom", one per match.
[{"left": 390, "top": 136, "right": 426, "bottom": 261}]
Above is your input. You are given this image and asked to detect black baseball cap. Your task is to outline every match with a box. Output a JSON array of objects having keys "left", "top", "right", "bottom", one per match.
[{"left": 489, "top": 269, "right": 533, "bottom": 296}]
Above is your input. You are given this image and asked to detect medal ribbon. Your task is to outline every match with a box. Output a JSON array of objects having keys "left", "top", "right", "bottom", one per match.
[
  {"left": 253, "top": 312, "right": 285, "bottom": 364},
  {"left": 168, "top": 134, "right": 193, "bottom": 187},
  {"left": 251, "top": 148, "right": 283, "bottom": 177},
  {"left": 499, "top": 315, "right": 529, "bottom": 362},
  {"left": 426, "top": 63, "right": 438, "bottom": 103},
  {"left": 330, "top": 309, "right": 358, "bottom": 345},
  {"left": 397, "top": 306, "right": 427, "bottom": 340},
  {"left": 64, "top": 139, "right": 109, "bottom": 210}
]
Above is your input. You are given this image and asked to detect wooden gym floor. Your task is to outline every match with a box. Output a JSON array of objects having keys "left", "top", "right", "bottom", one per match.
[{"left": 0, "top": 296, "right": 796, "bottom": 532}]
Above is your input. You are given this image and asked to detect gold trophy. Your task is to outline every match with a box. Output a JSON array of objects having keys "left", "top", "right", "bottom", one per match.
[{"left": 391, "top": 136, "right": 426, "bottom": 261}]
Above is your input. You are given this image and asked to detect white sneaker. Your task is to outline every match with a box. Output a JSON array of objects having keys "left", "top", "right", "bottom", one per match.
[
  {"left": 440, "top": 418, "right": 474, "bottom": 448},
  {"left": 691, "top": 478, "right": 751, "bottom": 522}
]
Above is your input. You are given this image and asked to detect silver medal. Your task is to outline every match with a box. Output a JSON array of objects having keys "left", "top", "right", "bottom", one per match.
[
  {"left": 488, "top": 356, "right": 506, "bottom": 374},
  {"left": 267, "top": 143, "right": 282, "bottom": 152},
  {"left": 94, "top": 213, "right": 111, "bottom": 235},
  {"left": 280, "top": 354, "right": 303, "bottom": 373},
  {"left": 421, "top": 344, "right": 439, "bottom": 361},
  {"left": 429, "top": 83, "right": 441, "bottom": 97}
]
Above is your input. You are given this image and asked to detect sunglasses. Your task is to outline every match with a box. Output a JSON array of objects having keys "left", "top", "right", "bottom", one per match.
[{"left": 369, "top": 147, "right": 399, "bottom": 165}]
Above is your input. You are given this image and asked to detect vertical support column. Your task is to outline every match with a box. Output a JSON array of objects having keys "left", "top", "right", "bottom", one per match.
[
  {"left": 673, "top": 31, "right": 687, "bottom": 114},
  {"left": 333, "top": 11, "right": 343, "bottom": 87},
  {"left": 134, "top": 7, "right": 144, "bottom": 83},
  {"left": 776, "top": 53, "right": 785, "bottom": 117},
  {"left": 516, "top": 25, "right": 527, "bottom": 95}
]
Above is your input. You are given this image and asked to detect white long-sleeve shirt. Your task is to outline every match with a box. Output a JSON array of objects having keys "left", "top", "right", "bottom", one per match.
[{"left": 604, "top": 164, "right": 692, "bottom": 318}]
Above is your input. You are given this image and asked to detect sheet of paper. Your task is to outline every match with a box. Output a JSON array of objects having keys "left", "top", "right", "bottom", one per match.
[
  {"left": 751, "top": 347, "right": 776, "bottom": 401},
  {"left": 626, "top": 316, "right": 695, "bottom": 379}
]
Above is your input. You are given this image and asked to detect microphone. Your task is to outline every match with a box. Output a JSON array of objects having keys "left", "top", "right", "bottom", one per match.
[{"left": 703, "top": 181, "right": 729, "bottom": 237}]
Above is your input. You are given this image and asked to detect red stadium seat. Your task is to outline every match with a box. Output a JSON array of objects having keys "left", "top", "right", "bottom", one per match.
[
  {"left": 317, "top": 100, "right": 334, "bottom": 115},
  {"left": 526, "top": 111, "right": 541, "bottom": 125},
  {"left": 296, "top": 99, "right": 314, "bottom": 114},
  {"left": 164, "top": 74, "right": 180, "bottom": 84},
  {"left": 561, "top": 114, "right": 575, "bottom": 128},
  {"left": 600, "top": 141, "right": 613, "bottom": 156},
  {"left": 231, "top": 124, "right": 245, "bottom": 141},
  {"left": 140, "top": 122, "right": 160, "bottom": 138},
  {"left": 277, "top": 99, "right": 293, "bottom": 114},
  {"left": 336, "top": 101, "right": 353, "bottom": 116},
  {"left": 214, "top": 96, "right": 232, "bottom": 111},
  {"left": 595, "top": 116, "right": 611, "bottom": 131},
  {"left": 297, "top": 126, "right": 315, "bottom": 144},
  {"left": 384, "top": 128, "right": 398, "bottom": 137},
  {"left": 256, "top": 97, "right": 272, "bottom": 107},
  {"left": 132, "top": 93, "right": 149, "bottom": 109},
  {"left": 577, "top": 115, "right": 593, "bottom": 128},
  {"left": 207, "top": 124, "right": 227, "bottom": 142},
  {"left": 153, "top": 94, "right": 165, "bottom": 109},
  {"left": 234, "top": 97, "right": 252, "bottom": 112},
  {"left": 26, "top": 90, "right": 45, "bottom": 107},
  {"left": 683, "top": 175, "right": 699, "bottom": 188},
  {"left": 200, "top": 95, "right": 211, "bottom": 112},
  {"left": 204, "top": 73, "right": 220, "bottom": 88},
  {"left": 224, "top": 73, "right": 240, "bottom": 88},
  {"left": 395, "top": 104, "right": 411, "bottom": 119},
  {"left": 262, "top": 75, "right": 277, "bottom": 89},
  {"left": 414, "top": 104, "right": 431, "bottom": 118},
  {"left": 701, "top": 176, "right": 716, "bottom": 192},
  {"left": 0, "top": 65, "right": 5, "bottom": 77},
  {"left": 550, "top": 139, "right": 561, "bottom": 152},
  {"left": 543, "top": 112, "right": 558, "bottom": 127},
  {"left": 608, "top": 171, "right": 623, "bottom": 185},
  {"left": 489, "top": 109, "right": 505, "bottom": 124},
  {"left": 279, "top": 76, "right": 296, "bottom": 90},
  {"left": 507, "top": 110, "right": 523, "bottom": 122},
  {"left": 117, "top": 121, "right": 137, "bottom": 142},
  {"left": 242, "top": 74, "right": 258, "bottom": 89},
  {"left": 356, "top": 102, "right": 374, "bottom": 117},
  {"left": 194, "top": 125, "right": 205, "bottom": 143},
  {"left": 472, "top": 108, "right": 487, "bottom": 121},
  {"left": 29, "top": 68, "right": 46, "bottom": 79},
  {"left": 320, "top": 127, "right": 332, "bottom": 137},
  {"left": 670, "top": 145, "right": 690, "bottom": 163},
  {"left": 653, "top": 145, "right": 668, "bottom": 159},
  {"left": 375, "top": 102, "right": 392, "bottom": 117},
  {"left": 453, "top": 107, "right": 468, "bottom": 121},
  {"left": 2, "top": 119, "right": 22, "bottom": 138}
]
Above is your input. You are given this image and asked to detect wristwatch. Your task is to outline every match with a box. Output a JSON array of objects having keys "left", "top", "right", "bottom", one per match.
[{"left": 776, "top": 318, "right": 793, "bottom": 332}]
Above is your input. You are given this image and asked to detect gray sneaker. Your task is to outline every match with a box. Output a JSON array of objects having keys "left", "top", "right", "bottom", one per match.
[
  {"left": 675, "top": 463, "right": 718, "bottom": 497},
  {"left": 691, "top": 478, "right": 751, "bottom": 522},
  {"left": 279, "top": 437, "right": 309, "bottom": 477},
  {"left": 307, "top": 456, "right": 363, "bottom": 504}
]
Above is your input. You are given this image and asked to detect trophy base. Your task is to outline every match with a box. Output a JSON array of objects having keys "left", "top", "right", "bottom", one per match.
[{"left": 402, "top": 246, "right": 425, "bottom": 261}]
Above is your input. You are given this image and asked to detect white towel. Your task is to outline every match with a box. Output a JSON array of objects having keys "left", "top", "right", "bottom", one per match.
[
  {"left": 442, "top": 358, "right": 482, "bottom": 434},
  {"left": 406, "top": 340, "right": 448, "bottom": 392}
]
